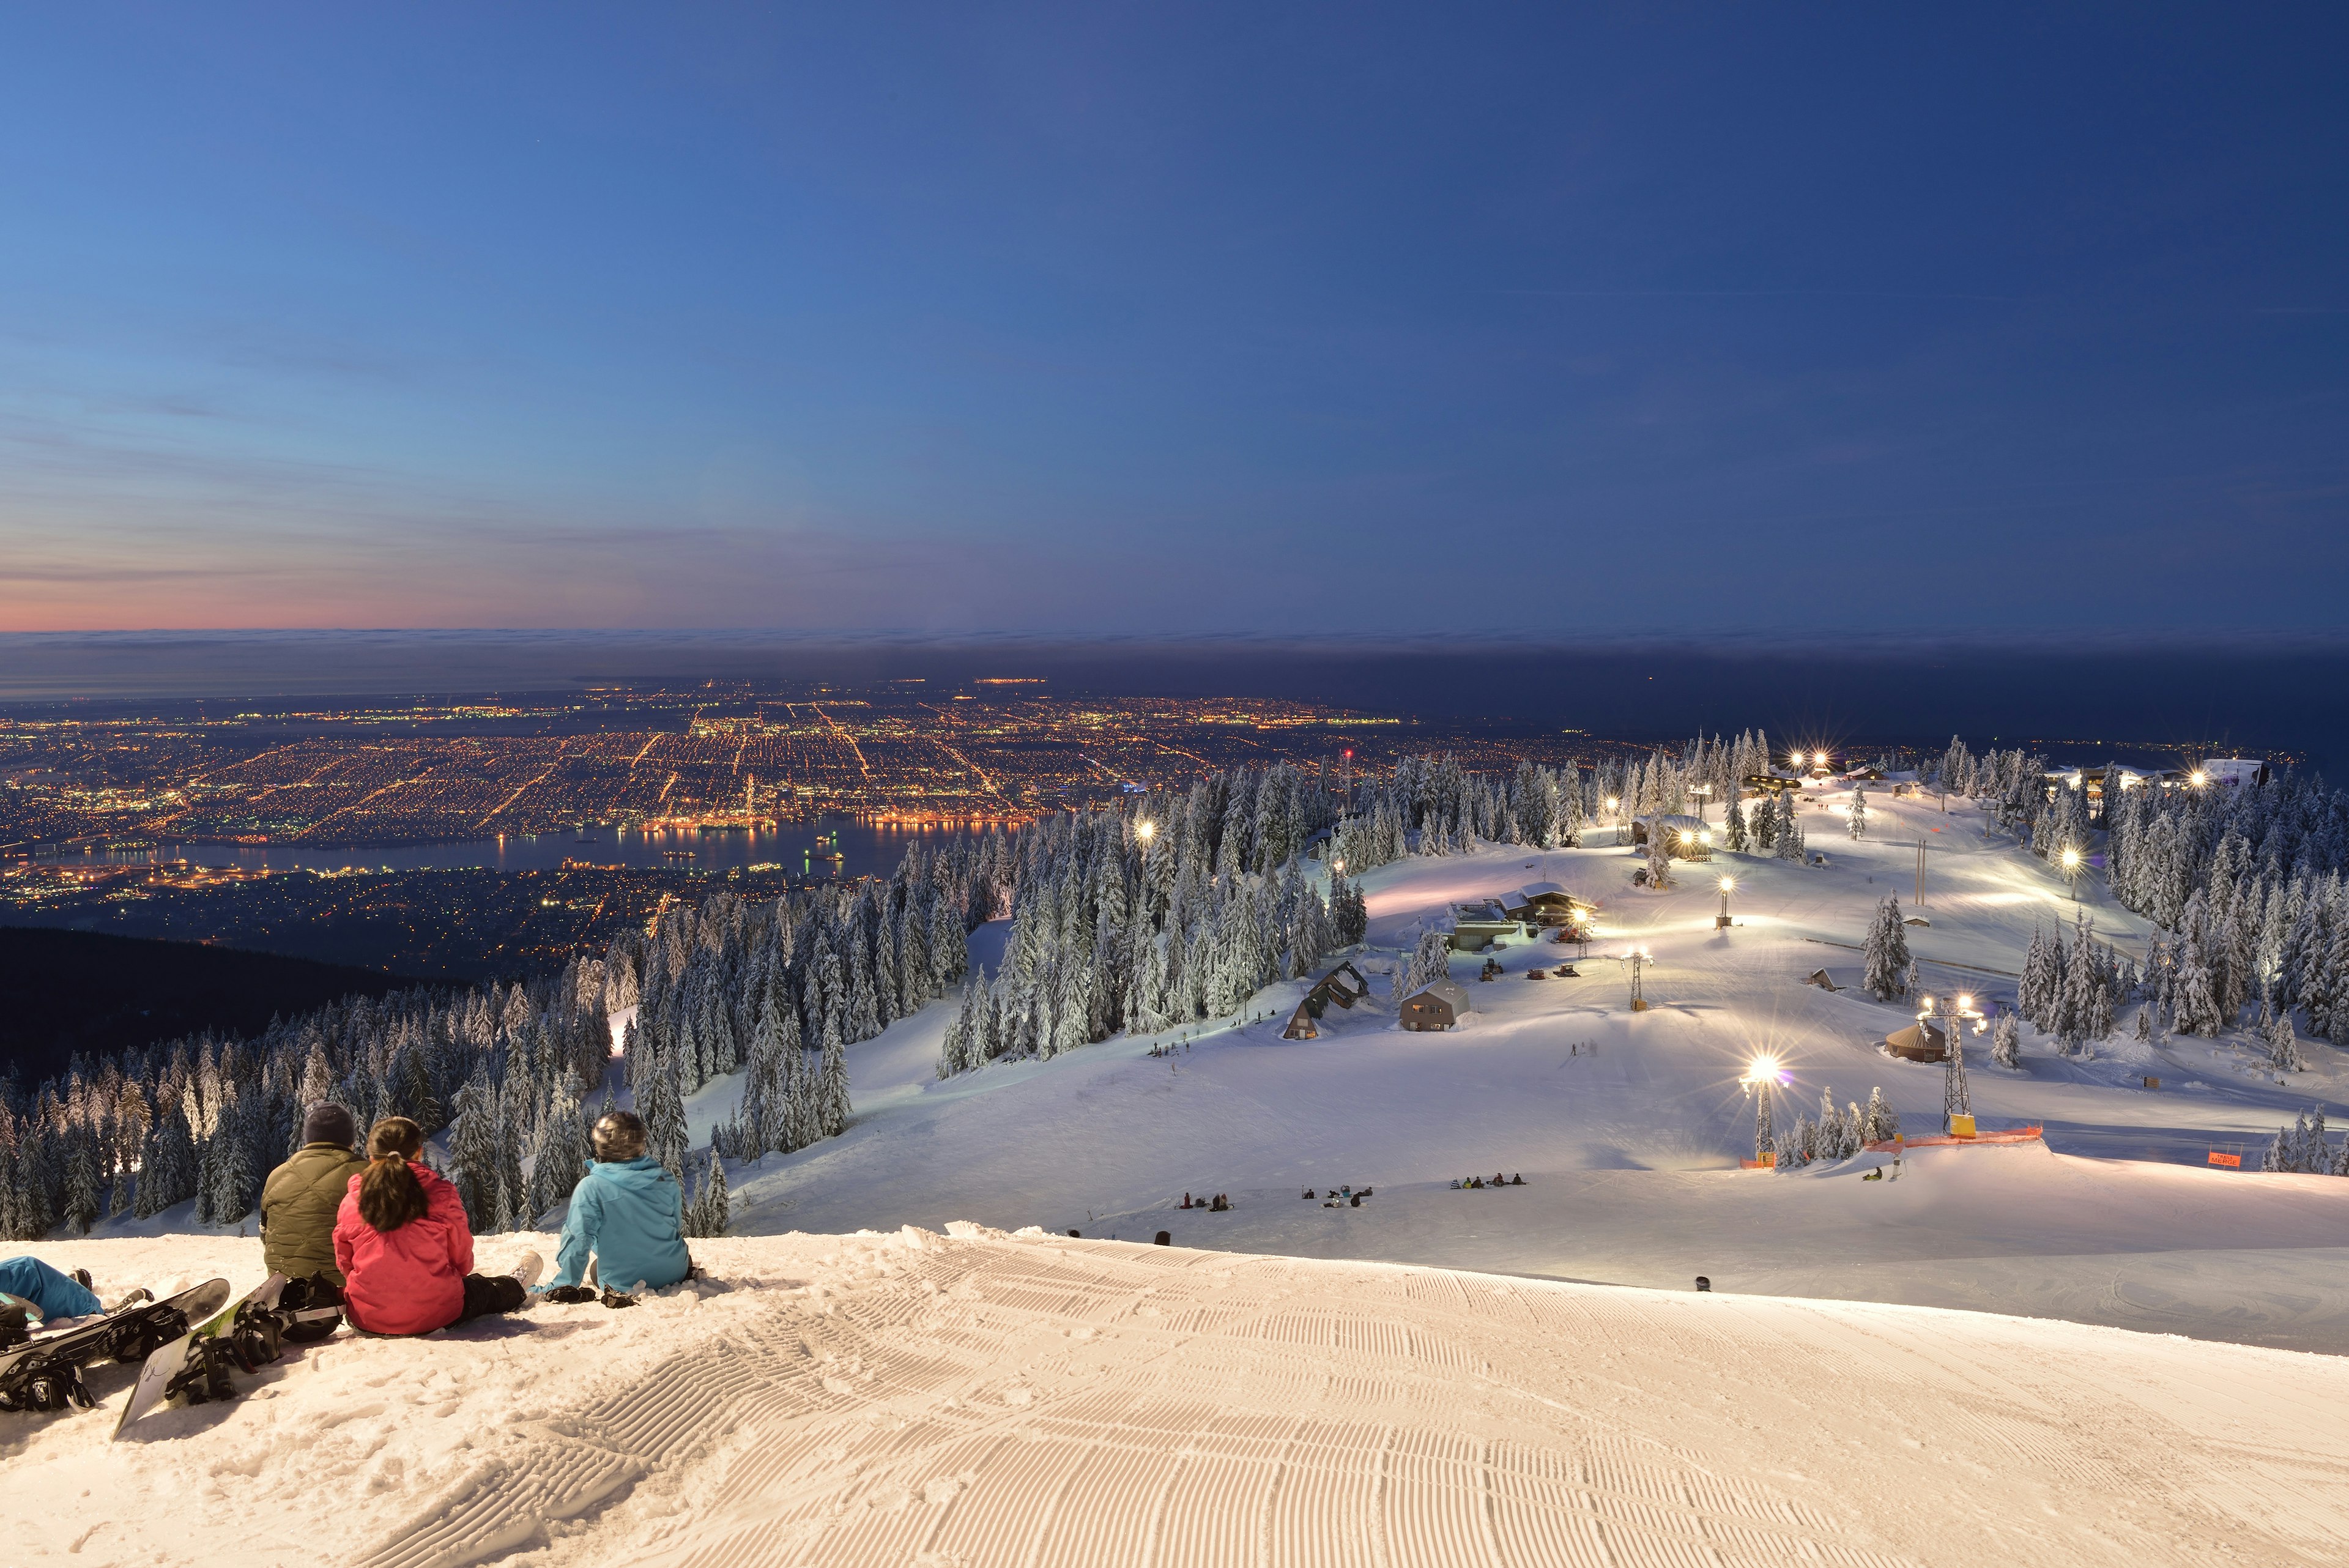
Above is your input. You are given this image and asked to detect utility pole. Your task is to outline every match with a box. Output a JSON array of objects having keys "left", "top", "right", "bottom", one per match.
[{"left": 1915, "top": 841, "right": 1927, "bottom": 907}]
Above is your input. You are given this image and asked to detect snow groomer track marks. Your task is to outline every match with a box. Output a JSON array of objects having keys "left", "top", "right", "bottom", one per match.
[{"left": 315, "top": 1228, "right": 2349, "bottom": 1568}]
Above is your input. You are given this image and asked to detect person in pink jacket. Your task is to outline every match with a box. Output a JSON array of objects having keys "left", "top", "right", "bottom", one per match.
[{"left": 332, "top": 1117, "right": 540, "bottom": 1336}]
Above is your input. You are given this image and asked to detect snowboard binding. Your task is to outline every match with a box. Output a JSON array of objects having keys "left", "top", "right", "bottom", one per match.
[{"left": 0, "top": 1361, "right": 94, "bottom": 1414}]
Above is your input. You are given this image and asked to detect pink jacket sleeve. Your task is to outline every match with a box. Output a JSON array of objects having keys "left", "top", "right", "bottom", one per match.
[
  {"left": 333, "top": 1189, "right": 358, "bottom": 1277},
  {"left": 426, "top": 1167, "right": 475, "bottom": 1277}
]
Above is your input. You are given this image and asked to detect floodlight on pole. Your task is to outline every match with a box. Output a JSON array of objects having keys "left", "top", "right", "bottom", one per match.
[
  {"left": 1716, "top": 876, "right": 1735, "bottom": 929},
  {"left": 2060, "top": 844, "right": 2082, "bottom": 902},
  {"left": 1918, "top": 992, "right": 1985, "bottom": 1132},
  {"left": 1740, "top": 1052, "right": 1786, "bottom": 1162}
]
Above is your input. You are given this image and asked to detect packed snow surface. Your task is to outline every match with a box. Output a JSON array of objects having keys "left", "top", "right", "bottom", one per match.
[
  {"left": 679, "top": 792, "right": 2349, "bottom": 1353},
  {"left": 10, "top": 1227, "right": 2349, "bottom": 1568}
]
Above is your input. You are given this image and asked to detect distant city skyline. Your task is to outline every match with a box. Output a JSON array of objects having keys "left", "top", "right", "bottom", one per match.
[{"left": 4, "top": 8, "right": 2346, "bottom": 634}]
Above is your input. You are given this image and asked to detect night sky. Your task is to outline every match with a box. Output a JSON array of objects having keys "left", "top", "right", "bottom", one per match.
[{"left": 3, "top": 7, "right": 2345, "bottom": 636}]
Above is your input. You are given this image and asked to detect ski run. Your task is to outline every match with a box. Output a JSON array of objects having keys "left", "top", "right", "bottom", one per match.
[{"left": 8, "top": 756, "right": 2349, "bottom": 1565}]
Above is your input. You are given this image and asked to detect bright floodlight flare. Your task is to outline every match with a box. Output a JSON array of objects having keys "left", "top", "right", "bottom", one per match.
[
  {"left": 1719, "top": 876, "right": 1735, "bottom": 892},
  {"left": 1135, "top": 820, "right": 1155, "bottom": 842},
  {"left": 2061, "top": 846, "right": 2080, "bottom": 869},
  {"left": 1742, "top": 1052, "right": 1780, "bottom": 1084},
  {"left": 2191, "top": 770, "right": 2207, "bottom": 787}
]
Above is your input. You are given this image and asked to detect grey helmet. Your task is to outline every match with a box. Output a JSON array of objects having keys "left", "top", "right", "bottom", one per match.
[{"left": 591, "top": 1110, "right": 648, "bottom": 1162}]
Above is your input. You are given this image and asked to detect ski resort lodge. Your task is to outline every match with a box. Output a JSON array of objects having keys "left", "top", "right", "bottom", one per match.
[{"left": 1400, "top": 980, "right": 1471, "bottom": 1031}]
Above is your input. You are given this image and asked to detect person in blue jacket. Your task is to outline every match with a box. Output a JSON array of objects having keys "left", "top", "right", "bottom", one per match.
[
  {"left": 546, "top": 1111, "right": 693, "bottom": 1295},
  {"left": 0, "top": 1257, "right": 105, "bottom": 1326}
]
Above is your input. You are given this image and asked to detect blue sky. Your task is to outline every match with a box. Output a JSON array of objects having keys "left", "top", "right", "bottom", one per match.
[{"left": 2, "top": 6, "right": 2345, "bottom": 633}]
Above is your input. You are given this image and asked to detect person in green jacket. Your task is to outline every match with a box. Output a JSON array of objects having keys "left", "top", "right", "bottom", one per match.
[{"left": 261, "top": 1104, "right": 366, "bottom": 1286}]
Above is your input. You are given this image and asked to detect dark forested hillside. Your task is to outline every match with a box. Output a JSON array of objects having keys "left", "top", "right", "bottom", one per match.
[{"left": 0, "top": 927, "right": 420, "bottom": 1087}]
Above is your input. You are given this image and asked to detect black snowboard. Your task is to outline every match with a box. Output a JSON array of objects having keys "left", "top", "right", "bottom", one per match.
[{"left": 0, "top": 1277, "right": 231, "bottom": 1415}]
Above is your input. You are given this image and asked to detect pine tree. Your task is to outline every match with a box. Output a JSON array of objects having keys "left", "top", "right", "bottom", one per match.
[
  {"left": 63, "top": 1134, "right": 100, "bottom": 1236},
  {"left": 1860, "top": 1087, "right": 1898, "bottom": 1144},
  {"left": 1991, "top": 1012, "right": 2022, "bottom": 1068},
  {"left": 2269, "top": 1005, "right": 2307, "bottom": 1072},
  {"left": 640, "top": 1054, "right": 690, "bottom": 1180},
  {"left": 1847, "top": 787, "right": 1868, "bottom": 840},
  {"left": 448, "top": 1069, "right": 502, "bottom": 1230},
  {"left": 1863, "top": 896, "right": 1912, "bottom": 1000},
  {"left": 818, "top": 1024, "right": 852, "bottom": 1139},
  {"left": 698, "top": 1145, "right": 729, "bottom": 1236}
]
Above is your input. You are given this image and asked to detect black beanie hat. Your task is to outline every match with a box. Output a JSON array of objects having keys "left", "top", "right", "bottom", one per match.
[{"left": 302, "top": 1103, "right": 357, "bottom": 1149}]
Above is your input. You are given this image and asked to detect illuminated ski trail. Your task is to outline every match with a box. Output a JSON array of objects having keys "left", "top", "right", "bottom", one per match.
[{"left": 330, "top": 1228, "right": 2349, "bottom": 1568}]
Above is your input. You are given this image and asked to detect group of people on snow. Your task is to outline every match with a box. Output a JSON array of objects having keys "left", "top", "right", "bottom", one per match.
[
  {"left": 4, "top": 1102, "right": 697, "bottom": 1345},
  {"left": 1450, "top": 1173, "right": 1525, "bottom": 1189},
  {"left": 1302, "top": 1185, "right": 1371, "bottom": 1208}
]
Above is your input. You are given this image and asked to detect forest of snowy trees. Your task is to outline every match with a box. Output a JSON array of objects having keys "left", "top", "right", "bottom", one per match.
[
  {"left": 0, "top": 839, "right": 1008, "bottom": 1244},
  {"left": 17, "top": 727, "right": 2349, "bottom": 1242}
]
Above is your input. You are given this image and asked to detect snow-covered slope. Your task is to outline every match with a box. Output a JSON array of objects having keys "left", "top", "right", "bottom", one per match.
[
  {"left": 10, "top": 1227, "right": 2349, "bottom": 1568},
  {"left": 672, "top": 790, "right": 2349, "bottom": 1352}
]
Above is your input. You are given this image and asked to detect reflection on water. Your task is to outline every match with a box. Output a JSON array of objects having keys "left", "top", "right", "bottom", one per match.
[{"left": 35, "top": 817, "right": 983, "bottom": 883}]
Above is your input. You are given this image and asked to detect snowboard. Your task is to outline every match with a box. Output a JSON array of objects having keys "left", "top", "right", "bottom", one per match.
[
  {"left": 113, "top": 1273, "right": 288, "bottom": 1438},
  {"left": 0, "top": 1278, "right": 231, "bottom": 1416}
]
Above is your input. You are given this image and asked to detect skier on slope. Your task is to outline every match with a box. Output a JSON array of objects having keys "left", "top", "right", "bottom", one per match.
[
  {"left": 542, "top": 1112, "right": 692, "bottom": 1299},
  {"left": 332, "top": 1117, "right": 541, "bottom": 1335}
]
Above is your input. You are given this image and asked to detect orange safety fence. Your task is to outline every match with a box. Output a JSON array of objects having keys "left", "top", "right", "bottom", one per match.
[
  {"left": 1864, "top": 1125, "right": 2043, "bottom": 1153},
  {"left": 2207, "top": 1150, "right": 2243, "bottom": 1169}
]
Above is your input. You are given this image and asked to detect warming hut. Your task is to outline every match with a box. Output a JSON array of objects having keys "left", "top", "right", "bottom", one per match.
[
  {"left": 1882, "top": 1020, "right": 1948, "bottom": 1062},
  {"left": 1400, "top": 980, "right": 1471, "bottom": 1032},
  {"left": 1283, "top": 962, "right": 1371, "bottom": 1040}
]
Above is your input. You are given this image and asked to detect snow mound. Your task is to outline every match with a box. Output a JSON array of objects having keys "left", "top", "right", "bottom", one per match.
[{"left": 9, "top": 1229, "right": 2349, "bottom": 1567}]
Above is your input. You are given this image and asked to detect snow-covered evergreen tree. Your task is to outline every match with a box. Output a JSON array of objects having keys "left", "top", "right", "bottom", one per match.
[{"left": 1862, "top": 896, "right": 1912, "bottom": 1000}]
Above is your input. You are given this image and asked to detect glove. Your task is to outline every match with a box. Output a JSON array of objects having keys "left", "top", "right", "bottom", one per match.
[
  {"left": 599, "top": 1289, "right": 639, "bottom": 1309},
  {"left": 541, "top": 1285, "right": 598, "bottom": 1304}
]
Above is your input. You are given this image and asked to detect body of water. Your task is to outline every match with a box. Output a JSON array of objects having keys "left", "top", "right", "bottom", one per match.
[{"left": 35, "top": 817, "right": 983, "bottom": 882}]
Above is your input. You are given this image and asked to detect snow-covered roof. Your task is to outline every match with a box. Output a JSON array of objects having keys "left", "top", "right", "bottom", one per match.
[
  {"left": 1405, "top": 979, "right": 1471, "bottom": 1010},
  {"left": 1513, "top": 881, "right": 1570, "bottom": 901}
]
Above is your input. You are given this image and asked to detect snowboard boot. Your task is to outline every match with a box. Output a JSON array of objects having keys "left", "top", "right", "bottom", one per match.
[{"left": 510, "top": 1252, "right": 545, "bottom": 1290}]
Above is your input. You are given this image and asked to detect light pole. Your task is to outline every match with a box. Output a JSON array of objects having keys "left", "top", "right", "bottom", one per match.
[
  {"left": 1741, "top": 1053, "right": 1784, "bottom": 1163},
  {"left": 1605, "top": 796, "right": 1621, "bottom": 845},
  {"left": 1919, "top": 991, "right": 1986, "bottom": 1133},
  {"left": 1716, "top": 875, "right": 1735, "bottom": 930},
  {"left": 1690, "top": 782, "right": 1711, "bottom": 824},
  {"left": 2060, "top": 845, "right": 2082, "bottom": 903},
  {"left": 1625, "top": 946, "right": 1650, "bottom": 1012}
]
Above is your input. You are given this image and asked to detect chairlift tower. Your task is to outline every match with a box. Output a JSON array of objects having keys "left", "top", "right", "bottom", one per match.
[
  {"left": 1920, "top": 992, "right": 1985, "bottom": 1132},
  {"left": 1625, "top": 948, "right": 1650, "bottom": 1013}
]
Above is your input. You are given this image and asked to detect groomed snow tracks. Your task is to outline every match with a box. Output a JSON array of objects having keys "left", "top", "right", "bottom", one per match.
[{"left": 355, "top": 1230, "right": 2349, "bottom": 1568}]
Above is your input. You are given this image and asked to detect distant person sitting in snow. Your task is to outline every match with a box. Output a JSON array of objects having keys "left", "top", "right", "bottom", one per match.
[
  {"left": 546, "top": 1112, "right": 692, "bottom": 1298},
  {"left": 0, "top": 1256, "right": 108, "bottom": 1328},
  {"left": 1511, "top": 1174, "right": 1524, "bottom": 1186},
  {"left": 333, "top": 1117, "right": 540, "bottom": 1336}
]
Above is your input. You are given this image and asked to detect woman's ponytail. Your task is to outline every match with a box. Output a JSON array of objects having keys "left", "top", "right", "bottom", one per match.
[{"left": 358, "top": 1117, "right": 429, "bottom": 1232}]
